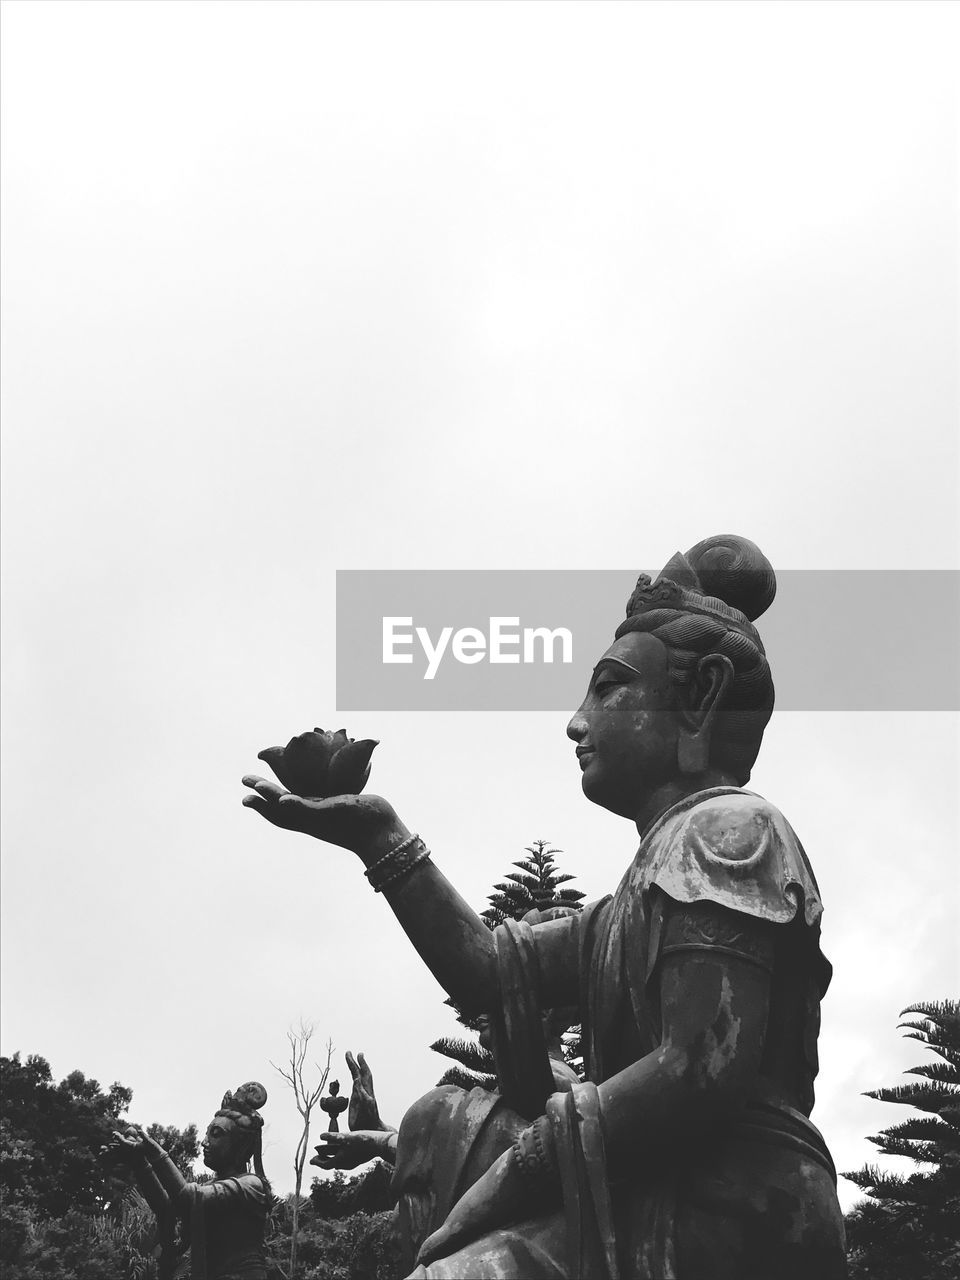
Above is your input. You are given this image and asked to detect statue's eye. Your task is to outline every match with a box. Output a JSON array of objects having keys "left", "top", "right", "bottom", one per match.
[{"left": 593, "top": 677, "right": 618, "bottom": 696}]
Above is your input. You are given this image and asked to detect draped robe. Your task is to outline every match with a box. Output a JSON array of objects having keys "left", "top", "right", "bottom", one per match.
[{"left": 401, "top": 788, "right": 847, "bottom": 1280}]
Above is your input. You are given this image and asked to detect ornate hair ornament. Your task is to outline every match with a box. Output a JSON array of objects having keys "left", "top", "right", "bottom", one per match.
[
  {"left": 624, "top": 574, "right": 684, "bottom": 615},
  {"left": 623, "top": 535, "right": 777, "bottom": 643},
  {"left": 218, "top": 1081, "right": 267, "bottom": 1129},
  {"left": 216, "top": 1081, "right": 269, "bottom": 1182}
]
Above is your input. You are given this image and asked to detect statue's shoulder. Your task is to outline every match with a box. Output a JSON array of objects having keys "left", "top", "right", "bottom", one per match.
[
  {"left": 680, "top": 789, "right": 787, "bottom": 858},
  {"left": 650, "top": 789, "right": 823, "bottom": 926},
  {"left": 234, "top": 1173, "right": 269, "bottom": 1204},
  {"left": 202, "top": 1173, "right": 269, "bottom": 1209}
]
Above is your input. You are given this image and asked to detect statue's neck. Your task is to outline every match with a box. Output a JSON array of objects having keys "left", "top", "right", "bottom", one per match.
[{"left": 634, "top": 771, "right": 740, "bottom": 838}]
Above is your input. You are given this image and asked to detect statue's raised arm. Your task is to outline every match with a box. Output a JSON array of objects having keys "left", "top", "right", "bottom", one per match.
[
  {"left": 242, "top": 728, "right": 505, "bottom": 1014},
  {"left": 243, "top": 535, "right": 847, "bottom": 1280}
]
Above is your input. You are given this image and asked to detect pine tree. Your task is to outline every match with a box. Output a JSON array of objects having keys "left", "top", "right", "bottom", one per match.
[
  {"left": 481, "top": 840, "right": 585, "bottom": 927},
  {"left": 430, "top": 1023, "right": 498, "bottom": 1092},
  {"left": 431, "top": 841, "right": 584, "bottom": 1089},
  {"left": 844, "top": 999, "right": 960, "bottom": 1280}
]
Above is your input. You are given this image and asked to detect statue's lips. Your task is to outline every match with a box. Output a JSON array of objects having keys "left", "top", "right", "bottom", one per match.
[{"left": 576, "top": 747, "right": 595, "bottom": 769}]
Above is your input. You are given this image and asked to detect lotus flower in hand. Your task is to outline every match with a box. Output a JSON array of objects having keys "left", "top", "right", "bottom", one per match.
[{"left": 257, "top": 729, "right": 378, "bottom": 799}]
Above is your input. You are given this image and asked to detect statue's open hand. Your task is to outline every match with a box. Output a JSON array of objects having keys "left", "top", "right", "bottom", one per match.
[
  {"left": 310, "top": 1131, "right": 380, "bottom": 1171},
  {"left": 416, "top": 1147, "right": 538, "bottom": 1267},
  {"left": 241, "top": 778, "right": 402, "bottom": 858},
  {"left": 346, "top": 1051, "right": 385, "bottom": 1132}
]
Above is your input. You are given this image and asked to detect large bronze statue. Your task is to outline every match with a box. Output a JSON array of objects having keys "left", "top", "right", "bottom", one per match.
[
  {"left": 107, "top": 1082, "right": 271, "bottom": 1280},
  {"left": 244, "top": 535, "right": 846, "bottom": 1279}
]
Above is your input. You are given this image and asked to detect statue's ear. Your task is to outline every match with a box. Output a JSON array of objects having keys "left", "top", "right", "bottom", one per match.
[{"left": 677, "top": 654, "right": 733, "bottom": 775}]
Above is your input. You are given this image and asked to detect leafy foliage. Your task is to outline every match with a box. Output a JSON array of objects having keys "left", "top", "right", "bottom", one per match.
[
  {"left": 290, "top": 1209, "right": 402, "bottom": 1280},
  {"left": 0, "top": 1051, "right": 199, "bottom": 1280},
  {"left": 309, "top": 1162, "right": 395, "bottom": 1219},
  {"left": 845, "top": 1000, "right": 960, "bottom": 1279},
  {"left": 429, "top": 1035, "right": 498, "bottom": 1092},
  {"left": 1, "top": 1189, "right": 171, "bottom": 1280},
  {"left": 432, "top": 1061, "right": 498, "bottom": 1092},
  {"left": 1, "top": 1052, "right": 134, "bottom": 1216},
  {"left": 265, "top": 1179, "right": 403, "bottom": 1280}
]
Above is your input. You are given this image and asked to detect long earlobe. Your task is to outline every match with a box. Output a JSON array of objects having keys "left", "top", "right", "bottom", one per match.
[
  {"left": 678, "top": 727, "right": 709, "bottom": 775},
  {"left": 677, "top": 654, "right": 733, "bottom": 775}
]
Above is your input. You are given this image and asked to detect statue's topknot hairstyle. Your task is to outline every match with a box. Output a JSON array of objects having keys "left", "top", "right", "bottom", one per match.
[
  {"left": 616, "top": 534, "right": 776, "bottom": 782},
  {"left": 215, "top": 1081, "right": 268, "bottom": 1184}
]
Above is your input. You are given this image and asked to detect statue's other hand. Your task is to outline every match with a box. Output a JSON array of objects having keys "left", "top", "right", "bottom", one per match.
[
  {"left": 103, "top": 1126, "right": 147, "bottom": 1161},
  {"left": 310, "top": 1131, "right": 378, "bottom": 1171},
  {"left": 346, "top": 1050, "right": 384, "bottom": 1131},
  {"left": 242, "top": 779, "right": 401, "bottom": 856},
  {"left": 416, "top": 1148, "right": 531, "bottom": 1267}
]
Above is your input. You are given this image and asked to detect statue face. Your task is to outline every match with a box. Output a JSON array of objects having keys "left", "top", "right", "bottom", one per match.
[
  {"left": 566, "top": 630, "right": 679, "bottom": 820},
  {"left": 202, "top": 1117, "right": 240, "bottom": 1173}
]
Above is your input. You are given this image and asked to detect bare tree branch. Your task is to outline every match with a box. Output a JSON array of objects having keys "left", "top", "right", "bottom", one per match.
[{"left": 272, "top": 1020, "right": 333, "bottom": 1279}]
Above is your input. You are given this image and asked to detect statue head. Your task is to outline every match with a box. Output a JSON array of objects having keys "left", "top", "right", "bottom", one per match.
[
  {"left": 567, "top": 535, "right": 776, "bottom": 822},
  {"left": 203, "top": 1081, "right": 267, "bottom": 1178}
]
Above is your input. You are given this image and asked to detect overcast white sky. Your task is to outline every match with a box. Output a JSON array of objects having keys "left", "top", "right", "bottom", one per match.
[{"left": 2, "top": 1, "right": 958, "bottom": 1214}]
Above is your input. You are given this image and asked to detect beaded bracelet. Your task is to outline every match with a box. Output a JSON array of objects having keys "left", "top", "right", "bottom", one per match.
[
  {"left": 364, "top": 833, "right": 421, "bottom": 877},
  {"left": 365, "top": 834, "right": 432, "bottom": 893},
  {"left": 512, "top": 1116, "right": 555, "bottom": 1182}
]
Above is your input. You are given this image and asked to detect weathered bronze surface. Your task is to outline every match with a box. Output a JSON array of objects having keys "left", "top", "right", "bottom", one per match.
[{"left": 244, "top": 535, "right": 847, "bottom": 1279}]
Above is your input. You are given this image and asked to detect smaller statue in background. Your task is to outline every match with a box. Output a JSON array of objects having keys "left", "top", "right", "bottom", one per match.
[{"left": 104, "top": 1081, "right": 270, "bottom": 1280}]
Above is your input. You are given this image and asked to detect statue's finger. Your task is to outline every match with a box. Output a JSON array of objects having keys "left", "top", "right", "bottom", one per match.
[
  {"left": 241, "top": 794, "right": 294, "bottom": 830},
  {"left": 278, "top": 793, "right": 362, "bottom": 813},
  {"left": 241, "top": 795, "right": 274, "bottom": 817},
  {"left": 242, "top": 776, "right": 287, "bottom": 801},
  {"left": 345, "top": 1051, "right": 361, "bottom": 1081},
  {"left": 357, "top": 1051, "right": 374, "bottom": 1088}
]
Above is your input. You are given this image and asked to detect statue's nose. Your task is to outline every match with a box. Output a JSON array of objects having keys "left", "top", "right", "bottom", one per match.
[{"left": 567, "top": 712, "right": 587, "bottom": 743}]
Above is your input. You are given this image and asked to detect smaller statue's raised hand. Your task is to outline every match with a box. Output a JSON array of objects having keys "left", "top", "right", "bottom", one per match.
[
  {"left": 346, "top": 1051, "right": 385, "bottom": 1132},
  {"left": 310, "top": 1131, "right": 380, "bottom": 1171}
]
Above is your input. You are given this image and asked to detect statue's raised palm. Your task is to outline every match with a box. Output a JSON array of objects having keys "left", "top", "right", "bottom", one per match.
[{"left": 242, "top": 775, "right": 402, "bottom": 856}]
